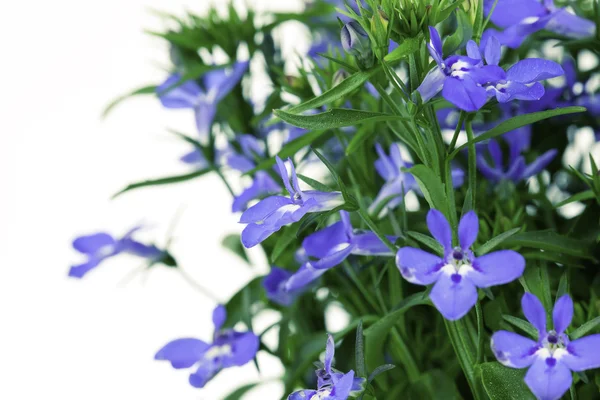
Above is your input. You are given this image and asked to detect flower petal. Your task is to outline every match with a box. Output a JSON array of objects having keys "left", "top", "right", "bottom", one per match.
[
  {"left": 263, "top": 267, "right": 295, "bottom": 306},
  {"left": 287, "top": 390, "right": 318, "bottom": 400},
  {"left": 426, "top": 209, "right": 452, "bottom": 251},
  {"left": 212, "top": 305, "right": 227, "bottom": 332},
  {"left": 352, "top": 232, "right": 395, "bottom": 256},
  {"left": 239, "top": 196, "right": 295, "bottom": 224},
  {"left": 303, "top": 221, "right": 349, "bottom": 259},
  {"left": 180, "top": 149, "right": 208, "bottom": 167},
  {"left": 524, "top": 356, "right": 572, "bottom": 400},
  {"left": 458, "top": 211, "right": 479, "bottom": 250},
  {"left": 417, "top": 66, "right": 446, "bottom": 103},
  {"left": 442, "top": 75, "right": 488, "bottom": 112},
  {"left": 486, "top": 0, "right": 546, "bottom": 29},
  {"left": 156, "top": 74, "right": 201, "bottom": 108},
  {"left": 427, "top": 26, "right": 443, "bottom": 64},
  {"left": 73, "top": 233, "right": 116, "bottom": 254},
  {"left": 546, "top": 9, "right": 596, "bottom": 39},
  {"left": 232, "top": 172, "right": 280, "bottom": 213},
  {"left": 484, "top": 35, "right": 501, "bottom": 66},
  {"left": 188, "top": 360, "right": 219, "bottom": 388},
  {"left": 522, "top": 293, "right": 547, "bottom": 336},
  {"left": 154, "top": 338, "right": 210, "bottom": 369},
  {"left": 275, "top": 156, "right": 295, "bottom": 195},
  {"left": 552, "top": 295, "right": 573, "bottom": 335},
  {"left": 430, "top": 271, "right": 478, "bottom": 320},
  {"left": 325, "top": 334, "right": 335, "bottom": 373},
  {"left": 491, "top": 331, "right": 538, "bottom": 368},
  {"left": 521, "top": 149, "right": 557, "bottom": 181},
  {"left": 223, "top": 331, "right": 260, "bottom": 367},
  {"left": 467, "top": 250, "right": 525, "bottom": 288},
  {"left": 396, "top": 247, "right": 443, "bottom": 285},
  {"left": 311, "top": 243, "right": 354, "bottom": 270},
  {"left": 194, "top": 102, "right": 217, "bottom": 143},
  {"left": 561, "top": 334, "right": 600, "bottom": 372},
  {"left": 466, "top": 40, "right": 481, "bottom": 60},
  {"left": 285, "top": 262, "right": 327, "bottom": 291},
  {"left": 507, "top": 59, "right": 565, "bottom": 84},
  {"left": 68, "top": 258, "right": 102, "bottom": 279},
  {"left": 330, "top": 370, "right": 355, "bottom": 399}
]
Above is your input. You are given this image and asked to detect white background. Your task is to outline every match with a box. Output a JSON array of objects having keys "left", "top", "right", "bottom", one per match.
[{"left": 0, "top": 0, "right": 310, "bottom": 398}]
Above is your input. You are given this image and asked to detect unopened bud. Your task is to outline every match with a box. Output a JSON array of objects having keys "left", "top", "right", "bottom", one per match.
[{"left": 341, "top": 21, "right": 374, "bottom": 70}]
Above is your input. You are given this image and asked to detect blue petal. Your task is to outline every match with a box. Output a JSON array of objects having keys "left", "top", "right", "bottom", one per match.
[
  {"left": 496, "top": 81, "right": 546, "bottom": 103},
  {"left": 426, "top": 209, "right": 452, "bottom": 251},
  {"left": 263, "top": 267, "right": 296, "bottom": 306},
  {"left": 222, "top": 331, "right": 259, "bottom": 367},
  {"left": 546, "top": 9, "right": 596, "bottom": 39},
  {"left": 490, "top": 331, "right": 538, "bottom": 368},
  {"left": 329, "top": 370, "right": 355, "bottom": 399},
  {"left": 212, "top": 305, "right": 227, "bottom": 332},
  {"left": 524, "top": 356, "right": 572, "bottom": 400},
  {"left": 232, "top": 172, "right": 280, "bottom": 213},
  {"left": 486, "top": 0, "right": 546, "bottom": 29},
  {"left": 430, "top": 271, "right": 478, "bottom": 320},
  {"left": 522, "top": 293, "right": 547, "bottom": 336},
  {"left": 204, "top": 62, "right": 248, "bottom": 102},
  {"left": 476, "top": 154, "right": 504, "bottom": 183},
  {"left": 469, "top": 65, "right": 506, "bottom": 85},
  {"left": 483, "top": 35, "right": 501, "bottom": 66},
  {"left": 374, "top": 143, "right": 397, "bottom": 181},
  {"left": 311, "top": 244, "right": 354, "bottom": 270},
  {"left": 352, "top": 232, "right": 395, "bottom": 256},
  {"left": 68, "top": 258, "right": 102, "bottom": 279},
  {"left": 552, "top": 295, "right": 573, "bottom": 335},
  {"left": 506, "top": 156, "right": 527, "bottom": 182},
  {"left": 466, "top": 40, "right": 481, "bottom": 60},
  {"left": 427, "top": 26, "right": 444, "bottom": 65},
  {"left": 287, "top": 390, "right": 318, "bottom": 400},
  {"left": 154, "top": 338, "right": 210, "bottom": 369},
  {"left": 285, "top": 262, "right": 327, "bottom": 291},
  {"left": 368, "top": 179, "right": 404, "bottom": 216},
  {"left": 467, "top": 250, "right": 525, "bottom": 287},
  {"left": 562, "top": 334, "right": 600, "bottom": 372},
  {"left": 488, "top": 140, "right": 504, "bottom": 169},
  {"left": 239, "top": 196, "right": 295, "bottom": 224},
  {"left": 396, "top": 247, "right": 443, "bottom": 285},
  {"left": 302, "top": 191, "right": 345, "bottom": 213},
  {"left": 180, "top": 149, "right": 208, "bottom": 167},
  {"left": 73, "top": 233, "right": 115, "bottom": 254},
  {"left": 522, "top": 149, "right": 557, "bottom": 180},
  {"left": 458, "top": 211, "right": 479, "bottom": 250},
  {"left": 194, "top": 102, "right": 217, "bottom": 143},
  {"left": 507, "top": 59, "right": 565, "bottom": 84},
  {"left": 442, "top": 76, "right": 488, "bottom": 112},
  {"left": 156, "top": 74, "right": 201, "bottom": 109},
  {"left": 417, "top": 66, "right": 446, "bottom": 103},
  {"left": 275, "top": 156, "right": 295, "bottom": 195},
  {"left": 188, "top": 359, "right": 219, "bottom": 388},
  {"left": 325, "top": 334, "right": 335, "bottom": 373},
  {"left": 303, "top": 221, "right": 349, "bottom": 259}
]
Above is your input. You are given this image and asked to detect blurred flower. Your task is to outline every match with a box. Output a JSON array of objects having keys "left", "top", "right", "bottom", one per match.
[
  {"left": 240, "top": 156, "right": 344, "bottom": 248},
  {"left": 341, "top": 21, "right": 374, "bottom": 69},
  {"left": 492, "top": 293, "right": 600, "bottom": 400},
  {"left": 484, "top": 0, "right": 595, "bottom": 48},
  {"left": 477, "top": 139, "right": 557, "bottom": 184},
  {"left": 396, "top": 209, "right": 525, "bottom": 320},
  {"left": 288, "top": 334, "right": 364, "bottom": 400},
  {"left": 156, "top": 62, "right": 248, "bottom": 143},
  {"left": 263, "top": 266, "right": 309, "bottom": 306},
  {"left": 155, "top": 305, "right": 259, "bottom": 389},
  {"left": 69, "top": 227, "right": 171, "bottom": 278},
  {"left": 179, "top": 149, "right": 209, "bottom": 169}
]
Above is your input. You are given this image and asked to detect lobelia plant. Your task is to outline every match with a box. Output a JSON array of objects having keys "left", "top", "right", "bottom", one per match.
[{"left": 73, "top": 0, "right": 600, "bottom": 399}]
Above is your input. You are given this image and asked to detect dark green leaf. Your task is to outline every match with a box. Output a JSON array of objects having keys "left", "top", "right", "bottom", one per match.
[
  {"left": 274, "top": 108, "right": 408, "bottom": 130},
  {"left": 222, "top": 234, "right": 250, "bottom": 264},
  {"left": 571, "top": 316, "right": 600, "bottom": 339},
  {"left": 102, "top": 85, "right": 156, "bottom": 118},
  {"left": 112, "top": 168, "right": 213, "bottom": 198},
  {"left": 476, "top": 228, "right": 521, "bottom": 256},
  {"left": 408, "top": 164, "right": 448, "bottom": 216},
  {"left": 477, "top": 362, "right": 536, "bottom": 400},
  {"left": 356, "top": 320, "right": 366, "bottom": 377},
  {"left": 407, "top": 231, "right": 444, "bottom": 255},
  {"left": 271, "top": 226, "right": 298, "bottom": 263},
  {"left": 502, "top": 315, "right": 537, "bottom": 338},
  {"left": 297, "top": 174, "right": 335, "bottom": 192},
  {"left": 384, "top": 36, "right": 421, "bottom": 62},
  {"left": 503, "top": 230, "right": 592, "bottom": 259},
  {"left": 367, "top": 364, "right": 396, "bottom": 384},
  {"left": 364, "top": 291, "right": 431, "bottom": 338},
  {"left": 555, "top": 190, "right": 595, "bottom": 208}
]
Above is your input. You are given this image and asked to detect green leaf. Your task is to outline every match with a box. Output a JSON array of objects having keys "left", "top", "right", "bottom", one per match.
[
  {"left": 571, "top": 316, "right": 600, "bottom": 339},
  {"left": 384, "top": 36, "right": 421, "bottom": 62},
  {"left": 102, "top": 85, "right": 156, "bottom": 118},
  {"left": 355, "top": 320, "right": 366, "bottom": 377},
  {"left": 297, "top": 174, "right": 335, "bottom": 192},
  {"left": 476, "top": 228, "right": 522, "bottom": 256},
  {"left": 477, "top": 362, "right": 536, "bottom": 400},
  {"left": 312, "top": 147, "right": 356, "bottom": 208},
  {"left": 364, "top": 291, "right": 431, "bottom": 338},
  {"left": 224, "top": 277, "right": 265, "bottom": 329},
  {"left": 555, "top": 190, "right": 596, "bottom": 208},
  {"left": 442, "top": 9, "right": 473, "bottom": 56},
  {"left": 271, "top": 226, "right": 298, "bottom": 263},
  {"left": 502, "top": 315, "right": 537, "bottom": 338},
  {"left": 222, "top": 234, "right": 250, "bottom": 264},
  {"left": 287, "top": 67, "right": 381, "bottom": 115},
  {"left": 407, "top": 231, "right": 444, "bottom": 255},
  {"left": 503, "top": 230, "right": 592, "bottom": 259},
  {"left": 408, "top": 164, "right": 448, "bottom": 216},
  {"left": 451, "top": 107, "right": 587, "bottom": 157},
  {"left": 367, "top": 364, "right": 396, "bottom": 384},
  {"left": 345, "top": 125, "right": 378, "bottom": 156},
  {"left": 112, "top": 168, "right": 213, "bottom": 198},
  {"left": 274, "top": 108, "right": 408, "bottom": 130},
  {"left": 223, "top": 383, "right": 260, "bottom": 400}
]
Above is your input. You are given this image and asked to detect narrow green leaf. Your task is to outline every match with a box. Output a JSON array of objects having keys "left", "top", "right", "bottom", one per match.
[
  {"left": 555, "top": 190, "right": 595, "bottom": 208},
  {"left": 571, "top": 316, "right": 600, "bottom": 339},
  {"left": 503, "top": 230, "right": 592, "bottom": 259},
  {"left": 367, "top": 364, "right": 396, "bottom": 384},
  {"left": 477, "top": 362, "right": 536, "bottom": 400},
  {"left": 297, "top": 174, "right": 335, "bottom": 192},
  {"left": 274, "top": 108, "right": 408, "bottom": 130},
  {"left": 451, "top": 107, "right": 587, "bottom": 157},
  {"left": 355, "top": 320, "right": 366, "bottom": 377},
  {"left": 556, "top": 269, "right": 570, "bottom": 300},
  {"left": 112, "top": 168, "right": 213, "bottom": 198},
  {"left": 407, "top": 231, "right": 444, "bottom": 255},
  {"left": 383, "top": 36, "right": 421, "bottom": 62},
  {"left": 223, "top": 383, "right": 259, "bottom": 400},
  {"left": 502, "top": 315, "right": 537, "bottom": 338},
  {"left": 442, "top": 9, "right": 473, "bottom": 55},
  {"left": 345, "top": 125, "right": 378, "bottom": 156},
  {"left": 364, "top": 291, "right": 431, "bottom": 338},
  {"left": 271, "top": 227, "right": 298, "bottom": 263},
  {"left": 476, "top": 228, "right": 521, "bottom": 256},
  {"left": 287, "top": 67, "right": 381, "bottom": 115},
  {"left": 408, "top": 164, "right": 448, "bottom": 216},
  {"left": 102, "top": 85, "right": 156, "bottom": 118}
]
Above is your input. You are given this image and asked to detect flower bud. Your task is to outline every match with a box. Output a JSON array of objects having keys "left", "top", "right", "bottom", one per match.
[{"left": 341, "top": 21, "right": 374, "bottom": 70}]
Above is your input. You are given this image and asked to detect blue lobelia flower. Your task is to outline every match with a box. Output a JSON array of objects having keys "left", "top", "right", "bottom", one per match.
[
  {"left": 179, "top": 149, "right": 209, "bottom": 169},
  {"left": 155, "top": 305, "right": 259, "bottom": 389},
  {"left": 417, "top": 27, "right": 506, "bottom": 112},
  {"left": 477, "top": 139, "right": 557, "bottom": 185},
  {"left": 396, "top": 209, "right": 525, "bottom": 320},
  {"left": 221, "top": 134, "right": 280, "bottom": 212},
  {"left": 467, "top": 36, "right": 564, "bottom": 104},
  {"left": 288, "top": 334, "right": 365, "bottom": 400},
  {"left": 69, "top": 227, "right": 170, "bottom": 278},
  {"left": 484, "top": 0, "right": 595, "bottom": 49},
  {"left": 240, "top": 156, "right": 345, "bottom": 248},
  {"left": 263, "top": 266, "right": 310, "bottom": 306},
  {"left": 303, "top": 211, "right": 396, "bottom": 270},
  {"left": 156, "top": 62, "right": 248, "bottom": 143},
  {"left": 491, "top": 293, "right": 600, "bottom": 400}
]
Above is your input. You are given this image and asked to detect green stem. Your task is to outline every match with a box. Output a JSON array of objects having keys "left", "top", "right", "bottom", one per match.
[
  {"left": 476, "top": 302, "right": 485, "bottom": 364},
  {"left": 343, "top": 261, "right": 382, "bottom": 315},
  {"left": 358, "top": 208, "right": 397, "bottom": 253},
  {"left": 445, "top": 319, "right": 485, "bottom": 400},
  {"left": 390, "top": 328, "right": 421, "bottom": 383},
  {"left": 465, "top": 119, "right": 477, "bottom": 209},
  {"left": 448, "top": 111, "right": 466, "bottom": 153}
]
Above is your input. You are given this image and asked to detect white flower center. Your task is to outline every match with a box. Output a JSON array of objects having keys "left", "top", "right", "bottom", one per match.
[{"left": 204, "top": 344, "right": 232, "bottom": 360}]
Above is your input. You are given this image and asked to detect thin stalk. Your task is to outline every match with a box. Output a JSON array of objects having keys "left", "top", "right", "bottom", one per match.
[
  {"left": 358, "top": 208, "right": 397, "bottom": 253},
  {"left": 390, "top": 328, "right": 421, "bottom": 383},
  {"left": 343, "top": 261, "right": 382, "bottom": 315},
  {"left": 465, "top": 119, "right": 477, "bottom": 209},
  {"left": 476, "top": 301, "right": 485, "bottom": 364},
  {"left": 448, "top": 111, "right": 466, "bottom": 153}
]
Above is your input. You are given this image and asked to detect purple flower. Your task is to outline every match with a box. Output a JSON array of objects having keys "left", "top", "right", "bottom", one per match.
[
  {"left": 396, "top": 209, "right": 525, "bottom": 320},
  {"left": 155, "top": 305, "right": 259, "bottom": 389},
  {"left": 341, "top": 21, "right": 374, "bottom": 69},
  {"left": 69, "top": 227, "right": 170, "bottom": 278},
  {"left": 491, "top": 293, "right": 600, "bottom": 400},
  {"left": 288, "top": 334, "right": 365, "bottom": 400},
  {"left": 157, "top": 62, "right": 248, "bottom": 143},
  {"left": 240, "top": 156, "right": 345, "bottom": 248},
  {"left": 303, "top": 211, "right": 396, "bottom": 270},
  {"left": 484, "top": 0, "right": 595, "bottom": 48},
  {"left": 418, "top": 27, "right": 506, "bottom": 112},
  {"left": 179, "top": 149, "right": 209, "bottom": 168},
  {"left": 477, "top": 139, "right": 557, "bottom": 184},
  {"left": 221, "top": 135, "right": 280, "bottom": 212},
  {"left": 263, "top": 266, "right": 310, "bottom": 306}
]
